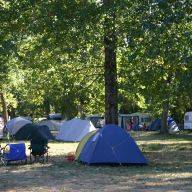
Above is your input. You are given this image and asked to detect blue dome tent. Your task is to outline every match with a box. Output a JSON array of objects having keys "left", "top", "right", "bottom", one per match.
[
  {"left": 14, "top": 124, "right": 54, "bottom": 141},
  {"left": 148, "top": 117, "right": 179, "bottom": 133},
  {"left": 78, "top": 124, "right": 148, "bottom": 165},
  {"left": 148, "top": 119, "right": 161, "bottom": 131}
]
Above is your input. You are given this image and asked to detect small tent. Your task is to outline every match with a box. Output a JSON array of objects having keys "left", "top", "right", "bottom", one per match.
[
  {"left": 34, "top": 125, "right": 54, "bottom": 140},
  {"left": 168, "top": 117, "right": 180, "bottom": 133},
  {"left": 6, "top": 117, "right": 32, "bottom": 135},
  {"left": 75, "top": 130, "right": 97, "bottom": 160},
  {"left": 14, "top": 123, "right": 36, "bottom": 140},
  {"left": 148, "top": 119, "right": 161, "bottom": 131},
  {"left": 77, "top": 124, "right": 148, "bottom": 165},
  {"left": 38, "top": 120, "right": 62, "bottom": 131},
  {"left": 14, "top": 123, "right": 54, "bottom": 141},
  {"left": 56, "top": 118, "right": 96, "bottom": 142},
  {"left": 148, "top": 117, "right": 179, "bottom": 133}
]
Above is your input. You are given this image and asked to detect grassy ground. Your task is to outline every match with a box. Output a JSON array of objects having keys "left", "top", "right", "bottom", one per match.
[{"left": 0, "top": 131, "right": 192, "bottom": 192}]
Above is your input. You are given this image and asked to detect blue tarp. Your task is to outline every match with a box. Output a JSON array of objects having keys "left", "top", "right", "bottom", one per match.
[
  {"left": 4, "top": 143, "right": 27, "bottom": 161},
  {"left": 79, "top": 124, "right": 148, "bottom": 165}
]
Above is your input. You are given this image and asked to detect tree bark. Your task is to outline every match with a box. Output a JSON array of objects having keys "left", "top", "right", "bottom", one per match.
[
  {"left": 160, "top": 100, "right": 169, "bottom": 134},
  {"left": 103, "top": 0, "right": 118, "bottom": 125},
  {"left": 9, "top": 106, "right": 16, "bottom": 119},
  {"left": 0, "top": 92, "right": 9, "bottom": 124},
  {"left": 78, "top": 103, "right": 85, "bottom": 119},
  {"left": 43, "top": 97, "right": 50, "bottom": 116},
  {"left": 161, "top": 73, "right": 172, "bottom": 134}
]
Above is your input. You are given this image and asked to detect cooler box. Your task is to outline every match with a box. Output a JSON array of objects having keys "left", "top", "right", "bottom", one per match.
[{"left": 4, "top": 143, "right": 27, "bottom": 162}]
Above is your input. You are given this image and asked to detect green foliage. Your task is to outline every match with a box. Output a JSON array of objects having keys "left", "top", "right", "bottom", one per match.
[
  {"left": 118, "top": 0, "right": 192, "bottom": 121},
  {"left": 0, "top": 0, "right": 191, "bottom": 122}
]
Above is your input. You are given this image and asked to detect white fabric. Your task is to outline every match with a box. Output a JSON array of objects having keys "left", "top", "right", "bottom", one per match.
[
  {"left": 184, "top": 112, "right": 192, "bottom": 130},
  {"left": 6, "top": 117, "right": 32, "bottom": 135},
  {"left": 56, "top": 118, "right": 96, "bottom": 142},
  {"left": 169, "top": 121, "right": 180, "bottom": 134},
  {"left": 38, "top": 120, "right": 62, "bottom": 131},
  {"left": 0, "top": 117, "right": 4, "bottom": 139}
]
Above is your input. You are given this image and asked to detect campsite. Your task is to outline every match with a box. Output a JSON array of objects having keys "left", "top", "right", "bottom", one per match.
[
  {"left": 0, "top": 132, "right": 192, "bottom": 191},
  {"left": 0, "top": 117, "right": 192, "bottom": 191},
  {"left": 1, "top": 1, "right": 192, "bottom": 192}
]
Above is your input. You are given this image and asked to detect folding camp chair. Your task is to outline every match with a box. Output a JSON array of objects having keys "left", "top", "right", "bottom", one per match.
[{"left": 29, "top": 139, "right": 49, "bottom": 163}]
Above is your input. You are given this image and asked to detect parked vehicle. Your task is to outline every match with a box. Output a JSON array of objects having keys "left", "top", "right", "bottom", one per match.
[
  {"left": 0, "top": 117, "right": 4, "bottom": 139},
  {"left": 47, "top": 113, "right": 63, "bottom": 120},
  {"left": 184, "top": 112, "right": 192, "bottom": 130},
  {"left": 86, "top": 115, "right": 105, "bottom": 128},
  {"left": 119, "top": 113, "right": 152, "bottom": 131}
]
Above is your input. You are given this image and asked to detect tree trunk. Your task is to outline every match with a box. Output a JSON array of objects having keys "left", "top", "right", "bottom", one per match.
[
  {"left": 0, "top": 93, "right": 9, "bottom": 124},
  {"left": 9, "top": 106, "right": 16, "bottom": 119},
  {"left": 78, "top": 103, "right": 85, "bottom": 119},
  {"left": 160, "top": 100, "right": 169, "bottom": 134},
  {"left": 103, "top": 0, "right": 118, "bottom": 125},
  {"left": 43, "top": 97, "right": 50, "bottom": 116},
  {"left": 161, "top": 73, "right": 172, "bottom": 134}
]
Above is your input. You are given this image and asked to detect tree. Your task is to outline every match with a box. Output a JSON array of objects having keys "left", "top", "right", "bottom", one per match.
[
  {"left": 0, "top": 93, "right": 8, "bottom": 124},
  {"left": 121, "top": 0, "right": 192, "bottom": 133},
  {"left": 1, "top": 0, "right": 191, "bottom": 131},
  {"left": 103, "top": 0, "right": 118, "bottom": 124}
]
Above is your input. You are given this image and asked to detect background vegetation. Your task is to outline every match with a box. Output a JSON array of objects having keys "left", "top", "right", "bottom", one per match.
[{"left": 0, "top": 0, "right": 192, "bottom": 126}]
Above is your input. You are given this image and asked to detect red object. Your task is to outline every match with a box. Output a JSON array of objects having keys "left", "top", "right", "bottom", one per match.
[{"left": 67, "top": 152, "right": 76, "bottom": 162}]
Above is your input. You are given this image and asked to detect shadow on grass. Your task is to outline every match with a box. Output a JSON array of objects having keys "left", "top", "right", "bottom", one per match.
[
  {"left": 131, "top": 131, "right": 192, "bottom": 142},
  {"left": 1, "top": 153, "right": 192, "bottom": 192},
  {"left": 140, "top": 143, "right": 192, "bottom": 152},
  {"left": 0, "top": 131, "right": 192, "bottom": 191}
]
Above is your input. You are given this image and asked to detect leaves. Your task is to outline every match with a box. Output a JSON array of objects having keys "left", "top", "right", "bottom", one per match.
[{"left": 0, "top": 1, "right": 191, "bottom": 122}]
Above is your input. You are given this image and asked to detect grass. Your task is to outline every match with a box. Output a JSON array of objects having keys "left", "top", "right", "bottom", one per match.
[{"left": 0, "top": 131, "right": 192, "bottom": 192}]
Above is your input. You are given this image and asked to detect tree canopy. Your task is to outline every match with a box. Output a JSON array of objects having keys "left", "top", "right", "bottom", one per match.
[{"left": 0, "top": 0, "right": 192, "bottom": 132}]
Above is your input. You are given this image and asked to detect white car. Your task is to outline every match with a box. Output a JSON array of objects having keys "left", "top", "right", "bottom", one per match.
[
  {"left": 86, "top": 115, "right": 105, "bottom": 128},
  {"left": 0, "top": 117, "right": 4, "bottom": 139},
  {"left": 184, "top": 112, "right": 192, "bottom": 130}
]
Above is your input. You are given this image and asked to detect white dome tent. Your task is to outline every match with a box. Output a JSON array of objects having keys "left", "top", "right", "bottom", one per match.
[
  {"left": 6, "top": 117, "right": 32, "bottom": 135},
  {"left": 56, "top": 118, "right": 96, "bottom": 142}
]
